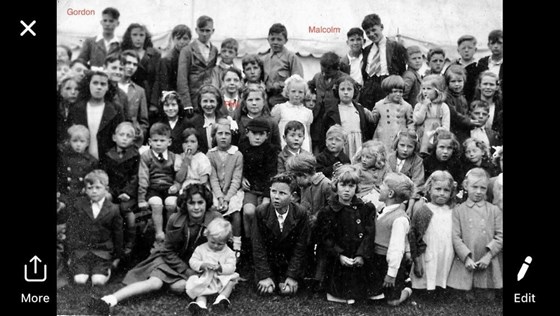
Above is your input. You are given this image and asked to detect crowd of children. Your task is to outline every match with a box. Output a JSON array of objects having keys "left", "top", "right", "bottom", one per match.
[{"left": 57, "top": 7, "right": 503, "bottom": 314}]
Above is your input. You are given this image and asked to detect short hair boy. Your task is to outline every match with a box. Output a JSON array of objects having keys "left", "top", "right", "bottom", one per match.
[
  {"left": 210, "top": 38, "right": 242, "bottom": 89},
  {"left": 426, "top": 47, "right": 446, "bottom": 75},
  {"left": 446, "top": 35, "right": 479, "bottom": 102},
  {"left": 66, "top": 169, "right": 124, "bottom": 286},
  {"left": 252, "top": 173, "right": 309, "bottom": 295},
  {"left": 402, "top": 45, "right": 423, "bottom": 105},
  {"left": 77, "top": 7, "right": 121, "bottom": 67},
  {"left": 315, "top": 124, "right": 350, "bottom": 179},
  {"left": 260, "top": 23, "right": 304, "bottom": 107},
  {"left": 138, "top": 122, "right": 181, "bottom": 245},
  {"left": 340, "top": 27, "right": 364, "bottom": 86},
  {"left": 475, "top": 29, "right": 503, "bottom": 96},
  {"left": 119, "top": 50, "right": 149, "bottom": 145},
  {"left": 277, "top": 120, "right": 308, "bottom": 174}
]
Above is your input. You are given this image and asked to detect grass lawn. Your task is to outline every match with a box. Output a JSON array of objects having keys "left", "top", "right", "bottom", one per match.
[{"left": 57, "top": 261, "right": 503, "bottom": 316}]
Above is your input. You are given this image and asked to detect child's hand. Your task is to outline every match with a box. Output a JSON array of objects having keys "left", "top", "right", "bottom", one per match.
[
  {"left": 112, "top": 258, "right": 121, "bottom": 269},
  {"left": 353, "top": 256, "right": 364, "bottom": 267},
  {"left": 57, "top": 201, "right": 66, "bottom": 213},
  {"left": 168, "top": 184, "right": 179, "bottom": 195},
  {"left": 475, "top": 252, "right": 492, "bottom": 270},
  {"left": 257, "top": 278, "right": 275, "bottom": 294},
  {"left": 242, "top": 178, "right": 251, "bottom": 191},
  {"left": 272, "top": 81, "right": 284, "bottom": 92},
  {"left": 383, "top": 274, "right": 396, "bottom": 288},
  {"left": 280, "top": 277, "right": 299, "bottom": 295},
  {"left": 464, "top": 256, "right": 477, "bottom": 271},
  {"left": 118, "top": 193, "right": 131, "bottom": 202},
  {"left": 413, "top": 259, "right": 424, "bottom": 278},
  {"left": 470, "top": 118, "right": 482, "bottom": 127},
  {"left": 333, "top": 161, "right": 343, "bottom": 172},
  {"left": 200, "top": 262, "right": 219, "bottom": 271},
  {"left": 339, "top": 254, "right": 354, "bottom": 267},
  {"left": 262, "top": 197, "right": 271, "bottom": 205},
  {"left": 220, "top": 200, "right": 229, "bottom": 213},
  {"left": 155, "top": 232, "right": 165, "bottom": 243},
  {"left": 138, "top": 201, "right": 149, "bottom": 210}
]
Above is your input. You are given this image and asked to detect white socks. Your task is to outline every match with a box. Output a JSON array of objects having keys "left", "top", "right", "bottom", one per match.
[
  {"left": 101, "top": 294, "right": 118, "bottom": 307},
  {"left": 214, "top": 294, "right": 227, "bottom": 304}
]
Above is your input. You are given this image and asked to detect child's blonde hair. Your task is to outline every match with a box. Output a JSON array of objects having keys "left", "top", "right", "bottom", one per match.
[
  {"left": 281, "top": 74, "right": 309, "bottom": 99},
  {"left": 210, "top": 118, "right": 233, "bottom": 148},
  {"left": 331, "top": 164, "right": 360, "bottom": 192},
  {"left": 383, "top": 172, "right": 415, "bottom": 203},
  {"left": 417, "top": 74, "right": 446, "bottom": 104},
  {"left": 115, "top": 121, "right": 136, "bottom": 135},
  {"left": 325, "top": 124, "right": 348, "bottom": 143},
  {"left": 463, "top": 167, "right": 490, "bottom": 188},
  {"left": 359, "top": 140, "right": 387, "bottom": 169},
  {"left": 423, "top": 170, "right": 457, "bottom": 206},
  {"left": 204, "top": 217, "right": 233, "bottom": 242},
  {"left": 84, "top": 169, "right": 109, "bottom": 187},
  {"left": 286, "top": 151, "right": 316, "bottom": 175},
  {"left": 391, "top": 129, "right": 420, "bottom": 154},
  {"left": 463, "top": 137, "right": 490, "bottom": 159},
  {"left": 67, "top": 124, "right": 90, "bottom": 143}
]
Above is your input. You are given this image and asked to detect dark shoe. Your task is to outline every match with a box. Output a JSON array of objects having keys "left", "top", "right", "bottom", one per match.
[
  {"left": 213, "top": 297, "right": 231, "bottom": 310},
  {"left": 88, "top": 296, "right": 111, "bottom": 315},
  {"left": 188, "top": 301, "right": 205, "bottom": 315}
]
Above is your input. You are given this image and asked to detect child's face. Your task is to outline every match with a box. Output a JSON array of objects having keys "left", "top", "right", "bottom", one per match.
[
  {"left": 123, "top": 55, "right": 139, "bottom": 78},
  {"left": 360, "top": 152, "right": 376, "bottom": 169},
  {"left": 163, "top": 99, "right": 180, "bottom": 120},
  {"left": 326, "top": 134, "right": 345, "bottom": 154},
  {"left": 378, "top": 181, "right": 391, "bottom": 203},
  {"left": 421, "top": 83, "right": 437, "bottom": 101},
  {"left": 113, "top": 126, "right": 135, "bottom": 149},
  {"left": 488, "top": 37, "right": 503, "bottom": 57},
  {"left": 207, "top": 235, "right": 227, "bottom": 252},
  {"left": 267, "top": 32, "right": 287, "bottom": 53},
  {"left": 458, "top": 40, "right": 477, "bottom": 62},
  {"left": 465, "top": 176, "right": 488, "bottom": 203},
  {"left": 182, "top": 134, "right": 199, "bottom": 154},
  {"left": 346, "top": 34, "right": 364, "bottom": 54},
  {"left": 246, "top": 130, "right": 268, "bottom": 146},
  {"left": 85, "top": 179, "right": 108, "bottom": 203},
  {"left": 270, "top": 182, "right": 292, "bottom": 210},
  {"left": 295, "top": 173, "right": 312, "bottom": 188},
  {"left": 200, "top": 93, "right": 218, "bottom": 116},
  {"left": 148, "top": 134, "right": 172, "bottom": 153},
  {"left": 428, "top": 53, "right": 445, "bottom": 74},
  {"left": 479, "top": 75, "right": 499, "bottom": 99},
  {"left": 243, "top": 62, "right": 262, "bottom": 83},
  {"left": 388, "top": 88, "right": 403, "bottom": 103},
  {"left": 471, "top": 106, "right": 489, "bottom": 126},
  {"left": 304, "top": 94, "right": 316, "bottom": 110},
  {"left": 220, "top": 47, "right": 237, "bottom": 65},
  {"left": 364, "top": 25, "right": 384, "bottom": 43},
  {"left": 338, "top": 81, "right": 354, "bottom": 104},
  {"left": 187, "top": 193, "right": 207, "bottom": 221},
  {"left": 130, "top": 27, "right": 146, "bottom": 49},
  {"left": 407, "top": 52, "right": 424, "bottom": 71},
  {"left": 215, "top": 125, "right": 232, "bottom": 150},
  {"left": 287, "top": 82, "right": 306, "bottom": 105},
  {"left": 196, "top": 22, "right": 214, "bottom": 44},
  {"left": 464, "top": 141, "right": 484, "bottom": 165},
  {"left": 429, "top": 180, "right": 452, "bottom": 206},
  {"left": 70, "top": 135, "right": 88, "bottom": 153},
  {"left": 337, "top": 181, "right": 357, "bottom": 204},
  {"left": 89, "top": 75, "right": 109, "bottom": 100},
  {"left": 57, "top": 46, "right": 70, "bottom": 63},
  {"left": 435, "top": 139, "right": 454, "bottom": 161},
  {"left": 70, "top": 62, "right": 88, "bottom": 82},
  {"left": 104, "top": 60, "right": 124, "bottom": 83},
  {"left": 396, "top": 137, "right": 415, "bottom": 159},
  {"left": 284, "top": 129, "right": 305, "bottom": 151},
  {"left": 60, "top": 80, "right": 79, "bottom": 103},
  {"left": 57, "top": 64, "right": 70, "bottom": 83},
  {"left": 173, "top": 34, "right": 191, "bottom": 50},
  {"left": 223, "top": 71, "right": 241, "bottom": 95},
  {"left": 100, "top": 14, "right": 119, "bottom": 34},
  {"left": 245, "top": 91, "right": 265, "bottom": 116},
  {"left": 448, "top": 75, "right": 464, "bottom": 94}
]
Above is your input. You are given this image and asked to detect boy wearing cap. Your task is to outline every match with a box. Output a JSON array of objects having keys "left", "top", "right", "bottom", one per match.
[{"left": 239, "top": 117, "right": 279, "bottom": 241}]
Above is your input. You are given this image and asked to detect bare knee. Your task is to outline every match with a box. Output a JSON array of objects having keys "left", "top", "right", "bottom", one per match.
[
  {"left": 91, "top": 273, "right": 110, "bottom": 286},
  {"left": 145, "top": 277, "right": 164, "bottom": 291},
  {"left": 169, "top": 280, "right": 186, "bottom": 294},
  {"left": 243, "top": 204, "right": 256, "bottom": 218}
]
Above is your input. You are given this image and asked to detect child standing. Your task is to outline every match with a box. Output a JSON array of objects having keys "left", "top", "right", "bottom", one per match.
[
  {"left": 402, "top": 46, "right": 424, "bottom": 106},
  {"left": 316, "top": 165, "right": 376, "bottom": 304},
  {"left": 447, "top": 168, "right": 503, "bottom": 298},
  {"left": 77, "top": 7, "right": 121, "bottom": 68},
  {"left": 137, "top": 123, "right": 181, "bottom": 245},
  {"left": 371, "top": 75, "right": 415, "bottom": 152},
  {"left": 424, "top": 47, "right": 447, "bottom": 76},
  {"left": 315, "top": 124, "right": 351, "bottom": 180},
  {"left": 57, "top": 125, "right": 98, "bottom": 210},
  {"left": 413, "top": 74, "right": 451, "bottom": 156},
  {"left": 473, "top": 71, "right": 503, "bottom": 146},
  {"left": 475, "top": 30, "right": 503, "bottom": 92},
  {"left": 66, "top": 170, "right": 123, "bottom": 286},
  {"left": 371, "top": 172, "right": 414, "bottom": 306},
  {"left": 271, "top": 74, "right": 313, "bottom": 152},
  {"left": 237, "top": 85, "right": 281, "bottom": 148},
  {"left": 57, "top": 77, "right": 79, "bottom": 144},
  {"left": 239, "top": 117, "right": 279, "bottom": 241},
  {"left": 277, "top": 120, "right": 309, "bottom": 174},
  {"left": 324, "top": 76, "right": 374, "bottom": 160},
  {"left": 219, "top": 67, "right": 243, "bottom": 119},
  {"left": 409, "top": 170, "right": 456, "bottom": 291},
  {"left": 252, "top": 173, "right": 309, "bottom": 295},
  {"left": 261, "top": 23, "right": 304, "bottom": 107},
  {"left": 422, "top": 129, "right": 464, "bottom": 187},
  {"left": 469, "top": 100, "right": 500, "bottom": 149},
  {"left": 462, "top": 138, "right": 498, "bottom": 178},
  {"left": 241, "top": 54, "right": 266, "bottom": 90},
  {"left": 177, "top": 15, "right": 218, "bottom": 111},
  {"left": 340, "top": 28, "right": 365, "bottom": 87},
  {"left": 100, "top": 122, "right": 140, "bottom": 255},
  {"left": 186, "top": 218, "right": 240, "bottom": 313},
  {"left": 447, "top": 35, "right": 479, "bottom": 103},
  {"left": 175, "top": 127, "right": 212, "bottom": 192},
  {"left": 157, "top": 24, "right": 192, "bottom": 105},
  {"left": 207, "top": 119, "right": 244, "bottom": 256},
  {"left": 445, "top": 65, "right": 480, "bottom": 144},
  {"left": 158, "top": 91, "right": 190, "bottom": 154},
  {"left": 211, "top": 38, "right": 242, "bottom": 90}
]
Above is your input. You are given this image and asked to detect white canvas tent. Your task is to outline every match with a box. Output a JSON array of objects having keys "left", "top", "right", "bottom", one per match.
[{"left": 57, "top": 0, "right": 503, "bottom": 80}]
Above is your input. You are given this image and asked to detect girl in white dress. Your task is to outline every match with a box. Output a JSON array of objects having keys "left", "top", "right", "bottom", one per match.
[{"left": 408, "top": 170, "right": 456, "bottom": 291}]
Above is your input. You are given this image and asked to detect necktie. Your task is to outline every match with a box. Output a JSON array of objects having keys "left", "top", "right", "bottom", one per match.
[
  {"left": 367, "top": 43, "right": 381, "bottom": 77},
  {"left": 158, "top": 152, "right": 165, "bottom": 162},
  {"left": 278, "top": 214, "right": 285, "bottom": 232},
  {"left": 92, "top": 202, "right": 101, "bottom": 219}
]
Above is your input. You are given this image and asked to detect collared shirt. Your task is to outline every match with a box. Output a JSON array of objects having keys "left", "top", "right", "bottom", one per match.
[
  {"left": 91, "top": 197, "right": 106, "bottom": 219},
  {"left": 118, "top": 82, "right": 130, "bottom": 93},
  {"left": 196, "top": 39, "right": 211, "bottom": 62},
  {"left": 366, "top": 36, "right": 388, "bottom": 76},
  {"left": 224, "top": 94, "right": 240, "bottom": 112},
  {"left": 377, "top": 203, "right": 409, "bottom": 277},
  {"left": 275, "top": 206, "right": 289, "bottom": 232},
  {"left": 262, "top": 46, "right": 304, "bottom": 90},
  {"left": 86, "top": 102, "right": 106, "bottom": 160},
  {"left": 395, "top": 158, "right": 405, "bottom": 173},
  {"left": 203, "top": 116, "right": 216, "bottom": 149},
  {"left": 95, "top": 34, "right": 120, "bottom": 54},
  {"left": 152, "top": 149, "right": 169, "bottom": 161},
  {"left": 347, "top": 53, "right": 364, "bottom": 85},
  {"left": 488, "top": 58, "right": 503, "bottom": 77}
]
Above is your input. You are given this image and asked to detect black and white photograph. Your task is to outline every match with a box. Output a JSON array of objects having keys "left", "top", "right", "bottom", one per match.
[{"left": 56, "top": 0, "right": 504, "bottom": 314}]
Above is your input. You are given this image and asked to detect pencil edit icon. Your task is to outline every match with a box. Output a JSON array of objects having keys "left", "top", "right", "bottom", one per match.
[{"left": 517, "top": 256, "right": 532, "bottom": 281}]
